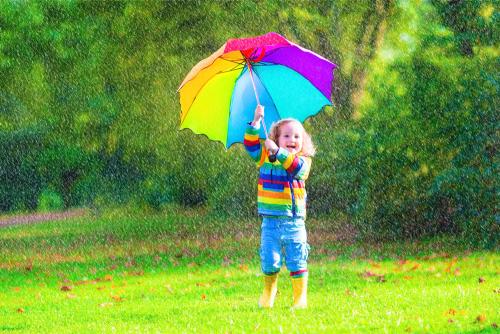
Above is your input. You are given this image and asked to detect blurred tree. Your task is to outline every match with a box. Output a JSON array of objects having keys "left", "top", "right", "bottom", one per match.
[
  {"left": 1, "top": 0, "right": 496, "bottom": 248},
  {"left": 431, "top": 0, "right": 498, "bottom": 57},
  {"left": 326, "top": 0, "right": 498, "bottom": 246}
]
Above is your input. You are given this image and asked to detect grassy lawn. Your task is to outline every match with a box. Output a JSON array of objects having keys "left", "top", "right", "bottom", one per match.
[{"left": 0, "top": 208, "right": 498, "bottom": 333}]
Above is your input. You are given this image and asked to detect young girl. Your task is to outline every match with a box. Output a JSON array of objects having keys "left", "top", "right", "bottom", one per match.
[{"left": 244, "top": 105, "right": 315, "bottom": 308}]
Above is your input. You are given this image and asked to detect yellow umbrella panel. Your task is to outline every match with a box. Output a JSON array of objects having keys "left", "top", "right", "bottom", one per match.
[{"left": 179, "top": 50, "right": 245, "bottom": 146}]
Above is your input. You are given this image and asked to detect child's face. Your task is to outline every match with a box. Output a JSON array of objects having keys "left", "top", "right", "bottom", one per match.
[{"left": 277, "top": 122, "right": 303, "bottom": 154}]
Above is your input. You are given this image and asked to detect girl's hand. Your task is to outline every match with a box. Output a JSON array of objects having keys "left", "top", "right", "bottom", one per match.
[
  {"left": 265, "top": 139, "right": 279, "bottom": 155},
  {"left": 252, "top": 104, "right": 264, "bottom": 125}
]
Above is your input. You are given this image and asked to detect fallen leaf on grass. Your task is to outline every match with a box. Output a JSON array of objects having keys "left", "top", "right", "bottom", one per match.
[
  {"left": 60, "top": 286, "right": 72, "bottom": 292},
  {"left": 475, "top": 314, "right": 486, "bottom": 323},
  {"left": 111, "top": 295, "right": 123, "bottom": 302},
  {"left": 66, "top": 293, "right": 77, "bottom": 299},
  {"left": 17, "top": 308, "right": 24, "bottom": 313},
  {"left": 201, "top": 294, "right": 206, "bottom": 300},
  {"left": 491, "top": 323, "right": 497, "bottom": 328},
  {"left": 196, "top": 282, "right": 211, "bottom": 287},
  {"left": 444, "top": 258, "right": 458, "bottom": 273},
  {"left": 478, "top": 277, "right": 485, "bottom": 283},
  {"left": 410, "top": 263, "right": 421, "bottom": 271},
  {"left": 12, "top": 287, "right": 21, "bottom": 292},
  {"left": 239, "top": 264, "right": 249, "bottom": 272},
  {"left": 445, "top": 309, "right": 457, "bottom": 316},
  {"left": 103, "top": 274, "right": 113, "bottom": 281}
]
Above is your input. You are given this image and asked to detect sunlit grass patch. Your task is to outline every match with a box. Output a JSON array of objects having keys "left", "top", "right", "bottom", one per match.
[{"left": 0, "top": 212, "right": 498, "bottom": 333}]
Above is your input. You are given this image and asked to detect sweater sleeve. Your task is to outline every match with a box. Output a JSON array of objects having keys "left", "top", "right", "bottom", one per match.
[
  {"left": 275, "top": 149, "right": 312, "bottom": 180},
  {"left": 244, "top": 123, "right": 266, "bottom": 166}
]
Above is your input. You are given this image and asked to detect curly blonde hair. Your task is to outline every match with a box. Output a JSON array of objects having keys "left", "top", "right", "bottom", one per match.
[{"left": 269, "top": 118, "right": 316, "bottom": 157}]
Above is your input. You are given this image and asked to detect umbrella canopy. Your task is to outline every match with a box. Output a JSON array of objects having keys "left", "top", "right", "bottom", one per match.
[{"left": 178, "top": 32, "right": 336, "bottom": 148}]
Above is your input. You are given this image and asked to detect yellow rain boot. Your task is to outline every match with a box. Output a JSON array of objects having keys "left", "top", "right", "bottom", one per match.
[
  {"left": 258, "top": 273, "right": 278, "bottom": 308},
  {"left": 291, "top": 275, "right": 308, "bottom": 308}
]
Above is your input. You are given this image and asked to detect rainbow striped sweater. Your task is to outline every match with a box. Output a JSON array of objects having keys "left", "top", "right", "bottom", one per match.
[{"left": 244, "top": 124, "right": 312, "bottom": 218}]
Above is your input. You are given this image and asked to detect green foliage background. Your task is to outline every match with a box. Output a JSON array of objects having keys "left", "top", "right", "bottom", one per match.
[{"left": 0, "top": 0, "right": 497, "bottom": 247}]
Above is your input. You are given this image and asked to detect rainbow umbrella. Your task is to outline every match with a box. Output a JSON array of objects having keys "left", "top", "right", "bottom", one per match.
[{"left": 178, "top": 32, "right": 336, "bottom": 148}]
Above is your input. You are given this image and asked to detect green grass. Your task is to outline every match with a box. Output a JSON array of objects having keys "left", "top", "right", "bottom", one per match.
[{"left": 0, "top": 208, "right": 498, "bottom": 333}]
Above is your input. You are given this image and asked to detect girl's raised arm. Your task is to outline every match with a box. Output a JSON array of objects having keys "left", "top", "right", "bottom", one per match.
[
  {"left": 244, "top": 124, "right": 263, "bottom": 164},
  {"left": 244, "top": 105, "right": 267, "bottom": 165}
]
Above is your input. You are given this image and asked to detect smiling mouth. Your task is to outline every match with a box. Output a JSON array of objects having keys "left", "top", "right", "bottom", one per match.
[{"left": 287, "top": 145, "right": 296, "bottom": 149}]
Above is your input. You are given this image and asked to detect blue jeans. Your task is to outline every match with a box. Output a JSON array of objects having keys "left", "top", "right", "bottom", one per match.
[{"left": 260, "top": 216, "right": 310, "bottom": 275}]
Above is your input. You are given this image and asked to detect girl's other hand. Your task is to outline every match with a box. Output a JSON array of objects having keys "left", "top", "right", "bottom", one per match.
[
  {"left": 252, "top": 104, "right": 264, "bottom": 125},
  {"left": 265, "top": 139, "right": 279, "bottom": 155}
]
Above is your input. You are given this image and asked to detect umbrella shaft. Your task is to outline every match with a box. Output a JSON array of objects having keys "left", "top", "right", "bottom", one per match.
[{"left": 246, "top": 60, "right": 269, "bottom": 139}]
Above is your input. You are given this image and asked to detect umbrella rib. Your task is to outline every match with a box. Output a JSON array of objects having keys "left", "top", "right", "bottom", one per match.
[
  {"left": 179, "top": 57, "right": 244, "bottom": 92},
  {"left": 251, "top": 68, "right": 283, "bottom": 122},
  {"left": 219, "top": 63, "right": 245, "bottom": 74},
  {"left": 220, "top": 57, "right": 246, "bottom": 66},
  {"left": 251, "top": 62, "right": 277, "bottom": 68}
]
